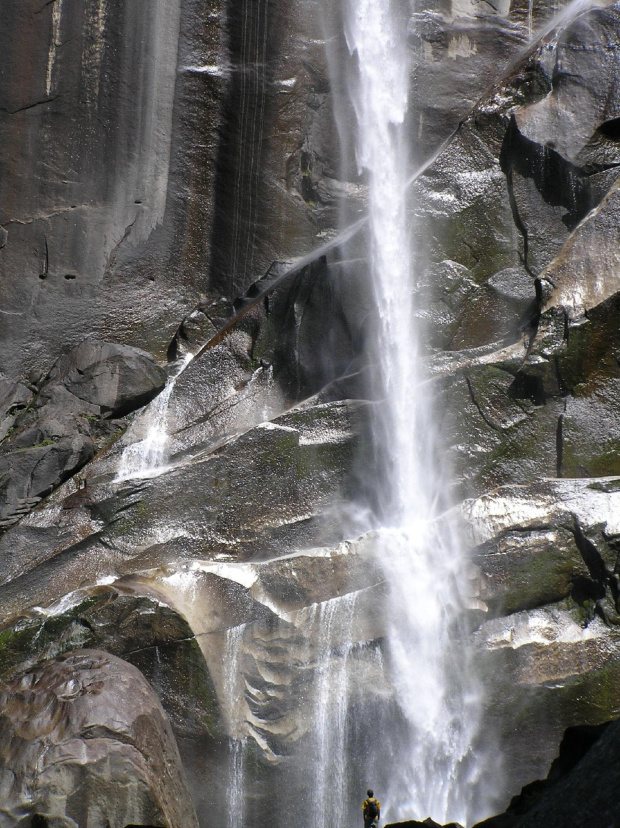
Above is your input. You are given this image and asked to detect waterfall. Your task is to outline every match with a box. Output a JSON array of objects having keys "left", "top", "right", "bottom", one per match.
[
  {"left": 116, "top": 354, "right": 192, "bottom": 481},
  {"left": 339, "top": 0, "right": 493, "bottom": 823}
]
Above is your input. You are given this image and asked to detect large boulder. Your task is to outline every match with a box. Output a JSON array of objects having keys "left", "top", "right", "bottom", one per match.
[
  {"left": 510, "top": 718, "right": 620, "bottom": 827},
  {"left": 48, "top": 340, "right": 167, "bottom": 417},
  {"left": 460, "top": 478, "right": 620, "bottom": 795},
  {"left": 0, "top": 649, "right": 199, "bottom": 828},
  {"left": 0, "top": 588, "right": 219, "bottom": 742},
  {"left": 473, "top": 719, "right": 620, "bottom": 827}
]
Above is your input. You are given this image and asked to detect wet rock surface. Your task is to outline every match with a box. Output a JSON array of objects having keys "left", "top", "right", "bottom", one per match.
[
  {"left": 0, "top": 588, "right": 219, "bottom": 741},
  {"left": 0, "top": 649, "right": 198, "bottom": 828},
  {"left": 0, "top": 396, "right": 366, "bottom": 620},
  {"left": 461, "top": 478, "right": 620, "bottom": 794}
]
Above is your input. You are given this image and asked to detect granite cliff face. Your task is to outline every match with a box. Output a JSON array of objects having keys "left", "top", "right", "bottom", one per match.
[{"left": 2, "top": 0, "right": 620, "bottom": 825}]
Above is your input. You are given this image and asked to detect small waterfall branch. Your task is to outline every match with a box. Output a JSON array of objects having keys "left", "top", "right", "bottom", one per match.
[
  {"left": 224, "top": 624, "right": 248, "bottom": 828},
  {"left": 116, "top": 354, "right": 192, "bottom": 481}
]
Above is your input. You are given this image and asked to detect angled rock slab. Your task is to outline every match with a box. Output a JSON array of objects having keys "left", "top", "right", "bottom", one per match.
[
  {"left": 461, "top": 477, "right": 620, "bottom": 616},
  {"left": 0, "top": 400, "right": 367, "bottom": 623},
  {"left": 514, "top": 717, "right": 620, "bottom": 827},
  {"left": 0, "top": 340, "right": 166, "bottom": 527},
  {"left": 474, "top": 603, "right": 620, "bottom": 815},
  {"left": 107, "top": 531, "right": 387, "bottom": 762},
  {"left": 460, "top": 478, "right": 620, "bottom": 806}
]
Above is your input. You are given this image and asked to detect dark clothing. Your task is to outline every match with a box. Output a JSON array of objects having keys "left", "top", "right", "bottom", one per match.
[{"left": 363, "top": 797, "right": 381, "bottom": 826}]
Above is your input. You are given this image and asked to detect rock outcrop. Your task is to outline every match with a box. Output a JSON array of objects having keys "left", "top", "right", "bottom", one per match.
[
  {"left": 473, "top": 719, "right": 620, "bottom": 827},
  {"left": 459, "top": 477, "right": 620, "bottom": 794},
  {"left": 386, "top": 821, "right": 463, "bottom": 828},
  {"left": 0, "top": 340, "right": 165, "bottom": 528},
  {"left": 0, "top": 649, "right": 199, "bottom": 827}
]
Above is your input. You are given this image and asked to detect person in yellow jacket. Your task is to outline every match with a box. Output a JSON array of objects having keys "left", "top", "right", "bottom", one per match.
[{"left": 362, "top": 789, "right": 381, "bottom": 826}]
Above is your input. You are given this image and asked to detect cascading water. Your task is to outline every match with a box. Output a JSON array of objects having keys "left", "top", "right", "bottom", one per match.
[
  {"left": 103, "top": 3, "right": 600, "bottom": 824},
  {"left": 305, "top": 594, "right": 357, "bottom": 828},
  {"left": 339, "top": 0, "right": 495, "bottom": 823},
  {"left": 116, "top": 354, "right": 192, "bottom": 481}
]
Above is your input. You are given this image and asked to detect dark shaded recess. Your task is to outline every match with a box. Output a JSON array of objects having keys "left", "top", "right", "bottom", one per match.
[
  {"left": 555, "top": 412, "right": 563, "bottom": 478},
  {"left": 570, "top": 573, "right": 606, "bottom": 609},
  {"left": 300, "top": 149, "right": 320, "bottom": 203},
  {"left": 512, "top": 296, "right": 541, "bottom": 345},
  {"left": 473, "top": 721, "right": 611, "bottom": 827},
  {"left": 208, "top": 0, "right": 282, "bottom": 299},
  {"left": 385, "top": 821, "right": 463, "bottom": 828},
  {"left": 500, "top": 116, "right": 592, "bottom": 232},
  {"left": 571, "top": 522, "right": 620, "bottom": 620},
  {"left": 597, "top": 116, "right": 620, "bottom": 141},
  {"left": 268, "top": 256, "right": 362, "bottom": 401},
  {"left": 507, "top": 371, "right": 545, "bottom": 406},
  {"left": 573, "top": 522, "right": 608, "bottom": 585},
  {"left": 560, "top": 291, "right": 620, "bottom": 392}
]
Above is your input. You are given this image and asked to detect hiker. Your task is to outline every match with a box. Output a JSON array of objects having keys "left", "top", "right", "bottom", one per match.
[{"left": 363, "top": 789, "right": 381, "bottom": 826}]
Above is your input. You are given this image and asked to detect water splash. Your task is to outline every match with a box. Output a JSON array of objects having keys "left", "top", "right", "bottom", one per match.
[{"left": 301, "top": 594, "right": 358, "bottom": 828}]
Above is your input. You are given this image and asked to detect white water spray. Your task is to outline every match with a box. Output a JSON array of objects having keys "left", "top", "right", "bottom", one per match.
[
  {"left": 116, "top": 354, "right": 192, "bottom": 481},
  {"left": 342, "top": 0, "right": 491, "bottom": 823}
]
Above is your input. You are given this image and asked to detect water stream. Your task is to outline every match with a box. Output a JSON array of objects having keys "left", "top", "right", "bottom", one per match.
[
  {"left": 305, "top": 594, "right": 357, "bottom": 828},
  {"left": 116, "top": 353, "right": 192, "bottom": 481},
  {"left": 339, "top": 0, "right": 492, "bottom": 823},
  {"left": 223, "top": 624, "right": 248, "bottom": 828}
]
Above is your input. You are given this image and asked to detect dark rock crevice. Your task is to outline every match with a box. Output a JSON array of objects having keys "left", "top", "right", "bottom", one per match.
[
  {"left": 570, "top": 519, "right": 618, "bottom": 623},
  {"left": 499, "top": 115, "right": 594, "bottom": 278},
  {"left": 555, "top": 410, "right": 564, "bottom": 478},
  {"left": 502, "top": 160, "right": 534, "bottom": 277},
  {"left": 0, "top": 94, "right": 61, "bottom": 115},
  {"left": 465, "top": 374, "right": 505, "bottom": 433}
]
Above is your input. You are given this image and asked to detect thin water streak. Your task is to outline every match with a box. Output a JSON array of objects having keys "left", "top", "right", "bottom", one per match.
[
  {"left": 224, "top": 624, "right": 248, "bottom": 828},
  {"left": 304, "top": 594, "right": 358, "bottom": 828}
]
